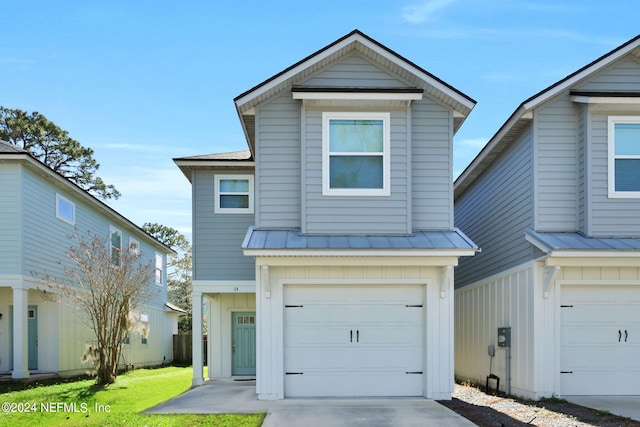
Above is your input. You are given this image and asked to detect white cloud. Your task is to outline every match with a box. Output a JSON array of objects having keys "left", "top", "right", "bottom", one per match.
[{"left": 402, "top": 0, "right": 458, "bottom": 24}]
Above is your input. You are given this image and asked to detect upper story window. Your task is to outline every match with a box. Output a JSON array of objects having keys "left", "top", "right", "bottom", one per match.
[
  {"left": 155, "top": 252, "right": 163, "bottom": 286},
  {"left": 56, "top": 194, "right": 75, "bottom": 225},
  {"left": 322, "top": 112, "right": 390, "bottom": 196},
  {"left": 110, "top": 226, "right": 122, "bottom": 265},
  {"left": 129, "top": 237, "right": 140, "bottom": 255},
  {"left": 214, "top": 175, "right": 254, "bottom": 214},
  {"left": 608, "top": 117, "right": 640, "bottom": 198}
]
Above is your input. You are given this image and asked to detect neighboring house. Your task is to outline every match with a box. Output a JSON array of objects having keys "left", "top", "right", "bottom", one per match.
[
  {"left": 175, "top": 30, "right": 478, "bottom": 400},
  {"left": 454, "top": 35, "right": 640, "bottom": 399},
  {"left": 0, "top": 140, "right": 179, "bottom": 379}
]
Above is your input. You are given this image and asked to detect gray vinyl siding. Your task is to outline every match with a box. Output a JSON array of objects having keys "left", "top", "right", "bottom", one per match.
[
  {"left": 302, "top": 54, "right": 409, "bottom": 88},
  {"left": 455, "top": 125, "right": 536, "bottom": 288},
  {"left": 412, "top": 98, "right": 453, "bottom": 230},
  {"left": 302, "top": 109, "right": 410, "bottom": 235},
  {"left": 534, "top": 95, "right": 579, "bottom": 231},
  {"left": 0, "top": 163, "right": 21, "bottom": 274},
  {"left": 192, "top": 169, "right": 255, "bottom": 281},
  {"left": 255, "top": 93, "right": 301, "bottom": 229},
  {"left": 577, "top": 107, "right": 587, "bottom": 233},
  {"left": 18, "top": 165, "right": 169, "bottom": 308},
  {"left": 589, "top": 113, "right": 640, "bottom": 236},
  {"left": 576, "top": 57, "right": 640, "bottom": 92}
]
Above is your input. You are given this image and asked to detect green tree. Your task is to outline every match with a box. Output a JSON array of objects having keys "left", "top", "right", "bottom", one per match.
[
  {"left": 142, "top": 223, "right": 193, "bottom": 334},
  {"left": 0, "top": 106, "right": 120, "bottom": 200}
]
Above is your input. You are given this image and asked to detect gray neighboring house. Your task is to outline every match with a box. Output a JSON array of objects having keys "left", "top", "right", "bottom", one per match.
[
  {"left": 175, "top": 30, "right": 478, "bottom": 400},
  {"left": 454, "top": 35, "right": 640, "bottom": 398},
  {"left": 0, "top": 140, "right": 179, "bottom": 379}
]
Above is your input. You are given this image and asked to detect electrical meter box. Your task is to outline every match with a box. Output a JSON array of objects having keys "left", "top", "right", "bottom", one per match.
[{"left": 498, "top": 327, "right": 511, "bottom": 348}]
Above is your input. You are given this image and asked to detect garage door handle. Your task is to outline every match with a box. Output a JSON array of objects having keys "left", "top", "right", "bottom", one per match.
[
  {"left": 356, "top": 330, "right": 359, "bottom": 343},
  {"left": 350, "top": 330, "right": 353, "bottom": 343},
  {"left": 625, "top": 330, "right": 628, "bottom": 342},
  {"left": 619, "top": 330, "right": 622, "bottom": 342}
]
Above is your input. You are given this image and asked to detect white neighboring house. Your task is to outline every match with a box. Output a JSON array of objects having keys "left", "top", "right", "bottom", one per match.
[
  {"left": 454, "top": 34, "right": 640, "bottom": 398},
  {"left": 175, "top": 30, "right": 478, "bottom": 400},
  {"left": 0, "top": 140, "right": 180, "bottom": 379}
]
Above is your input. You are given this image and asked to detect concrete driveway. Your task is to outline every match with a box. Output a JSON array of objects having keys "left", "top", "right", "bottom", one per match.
[
  {"left": 565, "top": 396, "right": 640, "bottom": 422},
  {"left": 145, "top": 380, "right": 476, "bottom": 426}
]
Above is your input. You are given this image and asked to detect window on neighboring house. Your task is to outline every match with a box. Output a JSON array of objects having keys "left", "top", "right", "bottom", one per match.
[
  {"left": 140, "top": 312, "right": 149, "bottom": 344},
  {"left": 214, "top": 175, "right": 254, "bottom": 213},
  {"left": 322, "top": 112, "right": 391, "bottom": 196},
  {"left": 56, "top": 194, "right": 75, "bottom": 225},
  {"left": 155, "top": 252, "right": 163, "bottom": 286},
  {"left": 609, "top": 117, "right": 640, "bottom": 198},
  {"left": 129, "top": 238, "right": 140, "bottom": 255},
  {"left": 123, "top": 334, "right": 130, "bottom": 345},
  {"left": 110, "top": 226, "right": 122, "bottom": 265}
]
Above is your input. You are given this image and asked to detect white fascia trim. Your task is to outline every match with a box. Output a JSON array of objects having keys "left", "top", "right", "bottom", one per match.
[
  {"left": 524, "top": 231, "right": 552, "bottom": 254},
  {"left": 292, "top": 92, "right": 423, "bottom": 101},
  {"left": 192, "top": 280, "right": 256, "bottom": 294},
  {"left": 571, "top": 95, "right": 640, "bottom": 104},
  {"left": 174, "top": 160, "right": 255, "bottom": 168},
  {"left": 547, "top": 250, "right": 640, "bottom": 258}
]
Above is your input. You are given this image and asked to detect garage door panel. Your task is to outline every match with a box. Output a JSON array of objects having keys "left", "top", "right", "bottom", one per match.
[
  {"left": 284, "top": 285, "right": 424, "bottom": 397},
  {"left": 561, "top": 285, "right": 640, "bottom": 396}
]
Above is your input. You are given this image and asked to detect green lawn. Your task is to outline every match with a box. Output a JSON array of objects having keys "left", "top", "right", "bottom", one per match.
[{"left": 0, "top": 366, "right": 264, "bottom": 426}]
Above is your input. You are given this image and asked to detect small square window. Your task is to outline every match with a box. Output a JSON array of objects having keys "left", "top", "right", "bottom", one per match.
[
  {"left": 608, "top": 117, "right": 640, "bottom": 198},
  {"left": 215, "top": 175, "right": 254, "bottom": 213},
  {"left": 129, "top": 238, "right": 140, "bottom": 255},
  {"left": 322, "top": 112, "right": 391, "bottom": 196},
  {"left": 56, "top": 194, "right": 75, "bottom": 225}
]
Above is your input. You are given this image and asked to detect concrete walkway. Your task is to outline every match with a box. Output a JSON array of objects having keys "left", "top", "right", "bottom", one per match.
[
  {"left": 566, "top": 396, "right": 640, "bottom": 422},
  {"left": 146, "top": 380, "right": 476, "bottom": 426}
]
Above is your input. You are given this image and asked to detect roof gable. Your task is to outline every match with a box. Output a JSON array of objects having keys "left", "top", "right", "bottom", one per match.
[
  {"left": 455, "top": 34, "right": 640, "bottom": 199},
  {"left": 235, "top": 30, "right": 476, "bottom": 154}
]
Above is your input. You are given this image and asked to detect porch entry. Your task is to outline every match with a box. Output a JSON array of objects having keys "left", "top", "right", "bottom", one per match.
[
  {"left": 9, "top": 305, "right": 38, "bottom": 370},
  {"left": 232, "top": 311, "right": 256, "bottom": 376}
]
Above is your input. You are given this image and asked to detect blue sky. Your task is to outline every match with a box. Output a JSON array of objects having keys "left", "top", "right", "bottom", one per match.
[{"left": 2, "top": 1, "right": 638, "bottom": 239}]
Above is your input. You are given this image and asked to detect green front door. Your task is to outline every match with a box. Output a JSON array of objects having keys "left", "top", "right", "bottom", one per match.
[
  {"left": 232, "top": 312, "right": 256, "bottom": 376},
  {"left": 27, "top": 306, "right": 38, "bottom": 370}
]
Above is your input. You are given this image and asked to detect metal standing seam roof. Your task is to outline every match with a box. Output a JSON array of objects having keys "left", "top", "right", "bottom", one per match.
[
  {"left": 525, "top": 229, "right": 640, "bottom": 252},
  {"left": 242, "top": 227, "right": 478, "bottom": 251}
]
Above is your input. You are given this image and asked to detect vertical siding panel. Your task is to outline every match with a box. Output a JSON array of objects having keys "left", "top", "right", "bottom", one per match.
[{"left": 0, "top": 163, "right": 20, "bottom": 273}]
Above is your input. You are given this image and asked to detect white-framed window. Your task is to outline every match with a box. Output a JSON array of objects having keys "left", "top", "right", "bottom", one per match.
[
  {"left": 110, "top": 226, "right": 122, "bottom": 265},
  {"left": 214, "top": 175, "right": 254, "bottom": 213},
  {"left": 140, "top": 312, "right": 149, "bottom": 345},
  {"left": 322, "top": 112, "right": 391, "bottom": 196},
  {"left": 129, "top": 237, "right": 140, "bottom": 255},
  {"left": 56, "top": 194, "right": 75, "bottom": 225},
  {"left": 155, "top": 252, "right": 163, "bottom": 286},
  {"left": 608, "top": 116, "right": 640, "bottom": 198}
]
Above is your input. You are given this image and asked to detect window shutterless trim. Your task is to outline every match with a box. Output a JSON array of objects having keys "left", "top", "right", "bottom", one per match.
[
  {"left": 55, "top": 193, "right": 75, "bottom": 225},
  {"left": 322, "top": 112, "right": 391, "bottom": 196},
  {"left": 214, "top": 174, "right": 255, "bottom": 213},
  {"left": 608, "top": 116, "right": 640, "bottom": 198}
]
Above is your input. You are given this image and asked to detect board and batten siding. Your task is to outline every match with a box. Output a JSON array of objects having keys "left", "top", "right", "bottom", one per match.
[
  {"left": 412, "top": 98, "right": 453, "bottom": 230},
  {"left": 455, "top": 125, "right": 537, "bottom": 288},
  {"left": 454, "top": 263, "right": 538, "bottom": 398},
  {"left": 0, "top": 163, "right": 21, "bottom": 274},
  {"left": 193, "top": 169, "right": 255, "bottom": 281},
  {"left": 302, "top": 109, "right": 410, "bottom": 234},
  {"left": 255, "top": 93, "right": 301, "bottom": 229},
  {"left": 534, "top": 95, "right": 579, "bottom": 231}
]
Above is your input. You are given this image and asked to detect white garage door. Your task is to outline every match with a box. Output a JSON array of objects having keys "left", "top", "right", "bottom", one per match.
[
  {"left": 284, "top": 285, "right": 424, "bottom": 397},
  {"left": 561, "top": 285, "right": 640, "bottom": 395}
]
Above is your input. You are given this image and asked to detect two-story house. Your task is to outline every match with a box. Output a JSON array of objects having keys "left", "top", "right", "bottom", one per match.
[
  {"left": 0, "top": 140, "right": 179, "bottom": 379},
  {"left": 176, "top": 30, "right": 478, "bottom": 400},
  {"left": 454, "top": 35, "right": 640, "bottom": 399}
]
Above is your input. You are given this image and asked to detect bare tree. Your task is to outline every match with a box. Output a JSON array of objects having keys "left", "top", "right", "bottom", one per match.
[{"left": 44, "top": 230, "right": 157, "bottom": 384}]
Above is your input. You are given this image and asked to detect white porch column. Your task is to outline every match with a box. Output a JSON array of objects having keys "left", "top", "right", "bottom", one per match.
[
  {"left": 12, "top": 286, "right": 29, "bottom": 379},
  {"left": 192, "top": 291, "right": 204, "bottom": 386}
]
